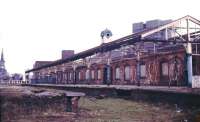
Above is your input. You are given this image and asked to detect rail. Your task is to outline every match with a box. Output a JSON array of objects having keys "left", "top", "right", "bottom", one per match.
[{"left": 0, "top": 80, "right": 30, "bottom": 85}]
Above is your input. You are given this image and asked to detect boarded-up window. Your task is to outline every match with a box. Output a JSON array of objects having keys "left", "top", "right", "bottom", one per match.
[
  {"left": 125, "top": 66, "right": 131, "bottom": 80},
  {"left": 91, "top": 70, "right": 95, "bottom": 79},
  {"left": 86, "top": 70, "right": 90, "bottom": 80},
  {"left": 97, "top": 69, "right": 101, "bottom": 80},
  {"left": 161, "top": 62, "right": 168, "bottom": 76},
  {"left": 140, "top": 64, "right": 146, "bottom": 77},
  {"left": 115, "top": 67, "right": 120, "bottom": 79}
]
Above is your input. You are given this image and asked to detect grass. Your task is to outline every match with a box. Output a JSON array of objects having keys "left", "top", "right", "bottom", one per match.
[
  {"left": 2, "top": 96, "right": 197, "bottom": 122},
  {"left": 78, "top": 97, "right": 189, "bottom": 122},
  {"left": 1, "top": 86, "right": 199, "bottom": 122}
]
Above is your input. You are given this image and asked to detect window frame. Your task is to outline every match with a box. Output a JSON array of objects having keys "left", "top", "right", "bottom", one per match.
[
  {"left": 97, "top": 69, "right": 101, "bottom": 80},
  {"left": 124, "top": 65, "right": 131, "bottom": 81},
  {"left": 91, "top": 70, "right": 95, "bottom": 80},
  {"left": 161, "top": 62, "right": 169, "bottom": 77},
  {"left": 78, "top": 71, "right": 81, "bottom": 81},
  {"left": 115, "top": 67, "right": 120, "bottom": 80},
  {"left": 140, "top": 63, "right": 146, "bottom": 78},
  {"left": 85, "top": 69, "right": 90, "bottom": 80}
]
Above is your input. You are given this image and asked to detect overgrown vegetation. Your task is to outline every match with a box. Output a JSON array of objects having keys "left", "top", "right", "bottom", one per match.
[
  {"left": 1, "top": 96, "right": 200, "bottom": 122},
  {"left": 1, "top": 86, "right": 200, "bottom": 122}
]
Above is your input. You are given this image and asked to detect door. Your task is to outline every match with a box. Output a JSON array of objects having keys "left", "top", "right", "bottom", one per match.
[{"left": 103, "top": 65, "right": 112, "bottom": 85}]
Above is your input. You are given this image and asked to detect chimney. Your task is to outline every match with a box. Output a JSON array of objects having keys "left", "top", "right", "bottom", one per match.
[{"left": 62, "top": 50, "right": 74, "bottom": 59}]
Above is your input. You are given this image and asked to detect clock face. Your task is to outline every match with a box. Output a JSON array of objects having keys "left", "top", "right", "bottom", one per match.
[{"left": 100, "top": 29, "right": 112, "bottom": 39}]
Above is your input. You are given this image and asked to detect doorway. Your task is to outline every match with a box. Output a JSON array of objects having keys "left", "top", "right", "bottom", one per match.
[{"left": 103, "top": 65, "right": 112, "bottom": 85}]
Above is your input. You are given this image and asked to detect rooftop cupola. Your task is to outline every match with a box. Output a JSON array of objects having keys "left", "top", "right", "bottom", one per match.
[{"left": 100, "top": 28, "right": 113, "bottom": 44}]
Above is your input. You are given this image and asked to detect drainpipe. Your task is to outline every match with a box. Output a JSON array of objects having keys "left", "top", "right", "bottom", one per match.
[{"left": 186, "top": 18, "right": 193, "bottom": 87}]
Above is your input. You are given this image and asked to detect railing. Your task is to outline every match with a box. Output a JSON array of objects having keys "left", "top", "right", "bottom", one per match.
[
  {"left": 0, "top": 80, "right": 30, "bottom": 85},
  {"left": 30, "top": 78, "right": 56, "bottom": 84}
]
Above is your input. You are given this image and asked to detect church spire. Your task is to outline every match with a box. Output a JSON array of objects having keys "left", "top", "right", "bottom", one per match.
[{"left": 1, "top": 49, "right": 4, "bottom": 62}]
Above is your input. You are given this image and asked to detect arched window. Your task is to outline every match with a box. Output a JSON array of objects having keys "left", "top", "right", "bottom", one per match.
[
  {"left": 161, "top": 62, "right": 168, "bottom": 76},
  {"left": 91, "top": 70, "right": 95, "bottom": 80},
  {"left": 69, "top": 72, "right": 72, "bottom": 81},
  {"left": 57, "top": 71, "right": 63, "bottom": 82},
  {"left": 140, "top": 64, "right": 146, "bottom": 78},
  {"left": 63, "top": 72, "right": 67, "bottom": 81},
  {"left": 97, "top": 69, "right": 101, "bottom": 80},
  {"left": 86, "top": 69, "right": 90, "bottom": 80},
  {"left": 125, "top": 66, "right": 131, "bottom": 80},
  {"left": 78, "top": 71, "right": 81, "bottom": 80},
  {"left": 115, "top": 67, "right": 120, "bottom": 80},
  {"left": 82, "top": 70, "right": 85, "bottom": 80}
]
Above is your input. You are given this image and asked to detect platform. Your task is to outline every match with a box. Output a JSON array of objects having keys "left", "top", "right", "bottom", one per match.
[{"left": 23, "top": 84, "right": 200, "bottom": 96}]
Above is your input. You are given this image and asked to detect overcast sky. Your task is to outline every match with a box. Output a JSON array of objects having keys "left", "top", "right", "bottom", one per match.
[{"left": 0, "top": 0, "right": 199, "bottom": 75}]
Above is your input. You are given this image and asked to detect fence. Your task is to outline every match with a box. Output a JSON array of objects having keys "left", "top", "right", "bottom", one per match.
[{"left": 0, "top": 80, "right": 30, "bottom": 85}]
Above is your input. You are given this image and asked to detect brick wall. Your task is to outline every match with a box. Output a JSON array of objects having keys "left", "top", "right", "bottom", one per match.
[{"left": 33, "top": 49, "right": 194, "bottom": 86}]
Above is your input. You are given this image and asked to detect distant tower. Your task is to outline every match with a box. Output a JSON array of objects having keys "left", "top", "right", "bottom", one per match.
[
  {"left": 100, "top": 28, "right": 113, "bottom": 44},
  {"left": 0, "top": 49, "right": 5, "bottom": 69},
  {"left": 0, "top": 49, "right": 7, "bottom": 80}
]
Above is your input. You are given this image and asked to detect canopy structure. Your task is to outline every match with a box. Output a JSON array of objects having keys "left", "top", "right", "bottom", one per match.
[{"left": 25, "top": 15, "right": 200, "bottom": 87}]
